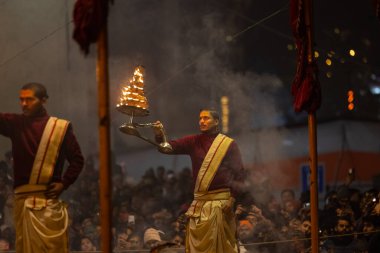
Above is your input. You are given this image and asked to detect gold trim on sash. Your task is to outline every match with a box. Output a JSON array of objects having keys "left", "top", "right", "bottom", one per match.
[
  {"left": 29, "top": 117, "right": 69, "bottom": 185},
  {"left": 194, "top": 134, "right": 233, "bottom": 193},
  {"left": 186, "top": 134, "right": 234, "bottom": 218}
]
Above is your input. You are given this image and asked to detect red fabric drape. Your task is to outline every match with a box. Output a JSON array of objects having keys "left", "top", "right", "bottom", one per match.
[
  {"left": 374, "top": 0, "right": 380, "bottom": 19},
  {"left": 72, "top": 0, "right": 111, "bottom": 54},
  {"left": 289, "top": 0, "right": 321, "bottom": 113}
]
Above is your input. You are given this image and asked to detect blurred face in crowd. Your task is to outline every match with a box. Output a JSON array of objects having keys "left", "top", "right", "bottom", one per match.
[
  {"left": 237, "top": 221, "right": 254, "bottom": 242},
  {"left": 284, "top": 200, "right": 298, "bottom": 214},
  {"left": 172, "top": 234, "right": 184, "bottom": 246},
  {"left": 289, "top": 218, "right": 302, "bottom": 231},
  {"left": 281, "top": 190, "right": 295, "bottom": 205},
  {"left": 0, "top": 239, "right": 10, "bottom": 251},
  {"left": 362, "top": 221, "right": 375, "bottom": 233},
  {"left": 19, "top": 89, "right": 46, "bottom": 117},
  {"left": 145, "top": 239, "right": 160, "bottom": 249},
  {"left": 118, "top": 206, "right": 129, "bottom": 222},
  {"left": 116, "top": 232, "right": 129, "bottom": 250},
  {"left": 80, "top": 237, "right": 96, "bottom": 252},
  {"left": 199, "top": 110, "right": 219, "bottom": 134},
  {"left": 301, "top": 220, "right": 312, "bottom": 235},
  {"left": 127, "top": 235, "right": 142, "bottom": 250},
  {"left": 335, "top": 219, "right": 352, "bottom": 234}
]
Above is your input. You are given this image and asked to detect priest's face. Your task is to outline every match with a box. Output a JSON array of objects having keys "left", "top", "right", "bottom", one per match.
[
  {"left": 199, "top": 110, "right": 219, "bottom": 134},
  {"left": 19, "top": 89, "right": 46, "bottom": 117}
]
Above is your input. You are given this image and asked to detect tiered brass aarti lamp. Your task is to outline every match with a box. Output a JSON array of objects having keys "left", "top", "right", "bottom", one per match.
[{"left": 116, "top": 65, "right": 172, "bottom": 152}]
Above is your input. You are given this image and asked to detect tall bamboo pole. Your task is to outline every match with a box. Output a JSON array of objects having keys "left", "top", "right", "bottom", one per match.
[
  {"left": 304, "top": 0, "right": 320, "bottom": 252},
  {"left": 97, "top": 23, "right": 112, "bottom": 253}
]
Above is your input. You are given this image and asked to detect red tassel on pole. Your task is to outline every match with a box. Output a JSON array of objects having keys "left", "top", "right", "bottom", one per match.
[
  {"left": 290, "top": 0, "right": 321, "bottom": 113},
  {"left": 73, "top": 0, "right": 111, "bottom": 54}
]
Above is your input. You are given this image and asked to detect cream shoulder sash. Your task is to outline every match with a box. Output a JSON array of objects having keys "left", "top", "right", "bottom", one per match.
[
  {"left": 194, "top": 133, "right": 233, "bottom": 193},
  {"left": 29, "top": 117, "right": 69, "bottom": 185}
]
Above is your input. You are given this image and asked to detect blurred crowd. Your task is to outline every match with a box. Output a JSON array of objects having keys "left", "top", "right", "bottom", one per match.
[{"left": 0, "top": 152, "right": 379, "bottom": 253}]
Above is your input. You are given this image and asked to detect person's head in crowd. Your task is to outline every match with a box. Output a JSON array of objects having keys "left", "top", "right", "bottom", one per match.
[
  {"left": 288, "top": 230, "right": 307, "bottom": 253},
  {"left": 140, "top": 196, "right": 161, "bottom": 219},
  {"left": 127, "top": 233, "right": 143, "bottom": 250},
  {"left": 81, "top": 217, "right": 98, "bottom": 241},
  {"left": 165, "top": 170, "right": 177, "bottom": 185},
  {"left": 360, "top": 189, "right": 379, "bottom": 215},
  {"left": 171, "top": 214, "right": 187, "bottom": 234},
  {"left": 334, "top": 215, "right": 353, "bottom": 236},
  {"left": 237, "top": 219, "right": 254, "bottom": 243},
  {"left": 300, "top": 217, "right": 312, "bottom": 237},
  {"left": 265, "top": 194, "right": 281, "bottom": 214},
  {"left": 152, "top": 209, "right": 173, "bottom": 231},
  {"left": 170, "top": 233, "right": 184, "bottom": 247},
  {"left": 156, "top": 166, "right": 166, "bottom": 181},
  {"left": 80, "top": 236, "right": 97, "bottom": 252},
  {"left": 324, "top": 190, "right": 338, "bottom": 210},
  {"left": 288, "top": 217, "right": 302, "bottom": 232},
  {"left": 245, "top": 212, "right": 260, "bottom": 227},
  {"left": 361, "top": 215, "right": 380, "bottom": 234},
  {"left": 252, "top": 219, "right": 276, "bottom": 243},
  {"left": 117, "top": 202, "right": 130, "bottom": 223},
  {"left": 0, "top": 238, "right": 10, "bottom": 251},
  {"left": 0, "top": 225, "right": 13, "bottom": 243},
  {"left": 337, "top": 185, "right": 351, "bottom": 207},
  {"left": 144, "top": 228, "right": 164, "bottom": 249},
  {"left": 114, "top": 231, "right": 129, "bottom": 251},
  {"left": 281, "top": 189, "right": 296, "bottom": 206},
  {"left": 282, "top": 200, "right": 299, "bottom": 220}
]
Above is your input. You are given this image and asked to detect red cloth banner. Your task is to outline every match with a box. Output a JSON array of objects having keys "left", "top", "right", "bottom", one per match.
[
  {"left": 73, "top": 0, "right": 112, "bottom": 54},
  {"left": 289, "top": 0, "right": 321, "bottom": 113},
  {"left": 374, "top": 0, "right": 380, "bottom": 19}
]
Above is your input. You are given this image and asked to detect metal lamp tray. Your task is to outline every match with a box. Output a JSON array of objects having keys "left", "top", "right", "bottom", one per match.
[{"left": 116, "top": 105, "right": 149, "bottom": 117}]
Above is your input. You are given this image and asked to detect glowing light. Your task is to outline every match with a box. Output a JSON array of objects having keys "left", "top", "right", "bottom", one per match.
[
  {"left": 347, "top": 90, "right": 354, "bottom": 111},
  {"left": 221, "top": 96, "right": 229, "bottom": 134},
  {"left": 325, "top": 58, "right": 332, "bottom": 66},
  {"left": 117, "top": 65, "right": 149, "bottom": 110},
  {"left": 370, "top": 85, "right": 380, "bottom": 95},
  {"left": 314, "top": 51, "right": 319, "bottom": 58},
  {"left": 326, "top": 72, "right": 332, "bottom": 78},
  {"left": 349, "top": 49, "right": 356, "bottom": 57}
]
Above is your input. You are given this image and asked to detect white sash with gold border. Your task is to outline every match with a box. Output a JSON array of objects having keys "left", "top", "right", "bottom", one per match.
[{"left": 186, "top": 133, "right": 233, "bottom": 217}]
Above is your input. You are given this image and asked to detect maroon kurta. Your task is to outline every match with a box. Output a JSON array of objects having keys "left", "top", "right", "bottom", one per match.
[
  {"left": 0, "top": 109, "right": 84, "bottom": 189},
  {"left": 168, "top": 133, "right": 245, "bottom": 196}
]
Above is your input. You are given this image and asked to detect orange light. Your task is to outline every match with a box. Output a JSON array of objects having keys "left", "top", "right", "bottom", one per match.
[
  {"left": 221, "top": 96, "right": 229, "bottom": 134},
  {"left": 347, "top": 90, "right": 354, "bottom": 110}
]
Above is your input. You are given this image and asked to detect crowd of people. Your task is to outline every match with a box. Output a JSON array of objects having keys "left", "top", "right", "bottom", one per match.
[{"left": 0, "top": 152, "right": 379, "bottom": 252}]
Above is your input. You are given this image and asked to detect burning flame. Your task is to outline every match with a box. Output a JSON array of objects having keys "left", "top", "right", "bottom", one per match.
[{"left": 117, "top": 65, "right": 149, "bottom": 111}]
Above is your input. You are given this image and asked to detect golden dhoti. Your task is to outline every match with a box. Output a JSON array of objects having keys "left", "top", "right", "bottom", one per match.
[
  {"left": 185, "top": 189, "right": 238, "bottom": 253},
  {"left": 14, "top": 186, "right": 69, "bottom": 253}
]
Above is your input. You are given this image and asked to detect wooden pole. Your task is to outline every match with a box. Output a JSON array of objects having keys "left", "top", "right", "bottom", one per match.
[
  {"left": 97, "top": 23, "right": 112, "bottom": 253},
  {"left": 304, "top": 0, "right": 320, "bottom": 252}
]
